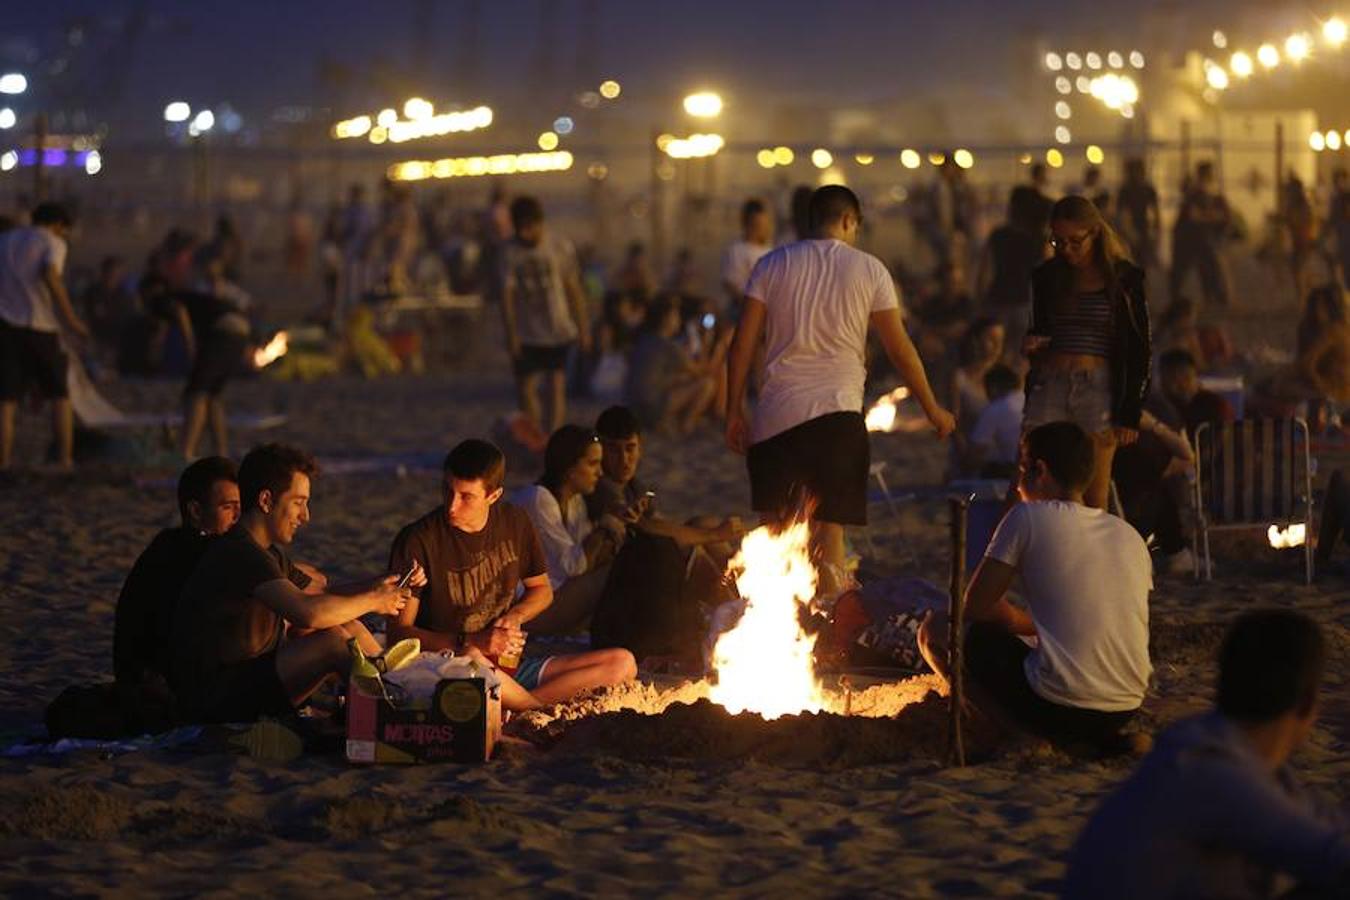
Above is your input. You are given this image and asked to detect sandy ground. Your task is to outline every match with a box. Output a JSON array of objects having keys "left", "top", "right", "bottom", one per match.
[{"left": 0, "top": 343, "right": 1347, "bottom": 896}]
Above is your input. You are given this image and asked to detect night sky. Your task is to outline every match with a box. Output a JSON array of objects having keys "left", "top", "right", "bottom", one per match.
[{"left": 4, "top": 0, "right": 1256, "bottom": 132}]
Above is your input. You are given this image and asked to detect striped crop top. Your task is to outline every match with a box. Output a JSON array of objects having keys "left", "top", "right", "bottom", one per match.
[{"left": 1050, "top": 290, "right": 1113, "bottom": 357}]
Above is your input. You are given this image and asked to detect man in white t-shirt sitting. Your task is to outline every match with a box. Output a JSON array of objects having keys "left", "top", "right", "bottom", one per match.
[
  {"left": 725, "top": 186, "right": 955, "bottom": 594},
  {"left": 920, "top": 420, "right": 1153, "bottom": 755},
  {"left": 720, "top": 198, "right": 773, "bottom": 318},
  {"left": 0, "top": 203, "right": 91, "bottom": 470},
  {"left": 963, "top": 364, "right": 1024, "bottom": 479}
]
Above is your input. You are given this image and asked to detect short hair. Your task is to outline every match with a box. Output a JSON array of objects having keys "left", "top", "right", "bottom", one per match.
[
  {"left": 1196, "top": 161, "right": 1215, "bottom": 179},
  {"left": 741, "top": 198, "right": 767, "bottom": 228},
  {"left": 983, "top": 364, "right": 1021, "bottom": 397},
  {"left": 1158, "top": 348, "right": 1198, "bottom": 374},
  {"left": 539, "top": 425, "right": 598, "bottom": 494},
  {"left": 32, "top": 202, "right": 73, "bottom": 228},
  {"left": 1022, "top": 421, "right": 1095, "bottom": 492},
  {"left": 1217, "top": 610, "right": 1324, "bottom": 721},
  {"left": 807, "top": 185, "right": 861, "bottom": 231},
  {"left": 443, "top": 439, "right": 505, "bottom": 493},
  {"left": 177, "top": 456, "right": 237, "bottom": 522},
  {"left": 509, "top": 195, "right": 544, "bottom": 231},
  {"left": 596, "top": 406, "right": 641, "bottom": 440},
  {"left": 237, "top": 443, "right": 318, "bottom": 512}
]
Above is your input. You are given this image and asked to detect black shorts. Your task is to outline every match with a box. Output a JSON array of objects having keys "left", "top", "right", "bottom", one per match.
[
  {"left": 187, "top": 651, "right": 293, "bottom": 724},
  {"left": 0, "top": 320, "right": 68, "bottom": 401},
  {"left": 185, "top": 331, "right": 248, "bottom": 397},
  {"left": 513, "top": 342, "right": 572, "bottom": 377},
  {"left": 747, "top": 411, "right": 870, "bottom": 526},
  {"left": 964, "top": 622, "right": 1136, "bottom": 753}
]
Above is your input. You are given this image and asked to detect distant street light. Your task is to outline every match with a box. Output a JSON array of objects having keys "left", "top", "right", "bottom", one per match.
[
  {"left": 164, "top": 101, "right": 191, "bottom": 123},
  {"left": 683, "top": 91, "right": 723, "bottom": 118},
  {"left": 0, "top": 108, "right": 14, "bottom": 129},
  {"left": 0, "top": 74, "right": 27, "bottom": 95},
  {"left": 190, "top": 109, "right": 215, "bottom": 134}
]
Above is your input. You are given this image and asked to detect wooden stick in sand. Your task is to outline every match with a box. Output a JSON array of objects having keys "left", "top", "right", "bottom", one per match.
[{"left": 946, "top": 495, "right": 970, "bottom": 767}]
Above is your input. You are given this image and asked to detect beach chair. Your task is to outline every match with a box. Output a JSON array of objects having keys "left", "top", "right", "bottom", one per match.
[{"left": 1192, "top": 418, "right": 1313, "bottom": 584}]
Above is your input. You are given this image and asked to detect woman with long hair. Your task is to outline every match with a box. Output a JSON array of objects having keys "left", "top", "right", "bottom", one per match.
[{"left": 1023, "top": 195, "right": 1151, "bottom": 509}]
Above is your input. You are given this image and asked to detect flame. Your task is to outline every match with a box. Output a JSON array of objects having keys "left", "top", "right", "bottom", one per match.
[
  {"left": 708, "top": 520, "right": 830, "bottom": 719},
  {"left": 253, "top": 331, "right": 289, "bottom": 368},
  {"left": 864, "top": 386, "right": 915, "bottom": 432},
  {"left": 1267, "top": 523, "right": 1306, "bottom": 549}
]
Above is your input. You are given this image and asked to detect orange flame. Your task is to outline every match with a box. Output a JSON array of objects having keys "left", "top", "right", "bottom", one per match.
[{"left": 253, "top": 331, "right": 289, "bottom": 368}]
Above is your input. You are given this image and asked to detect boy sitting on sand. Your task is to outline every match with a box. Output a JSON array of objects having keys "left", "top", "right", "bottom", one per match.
[
  {"left": 114, "top": 456, "right": 240, "bottom": 708},
  {"left": 388, "top": 439, "right": 636, "bottom": 706},
  {"left": 918, "top": 421, "right": 1152, "bottom": 755},
  {"left": 170, "top": 443, "right": 423, "bottom": 723},
  {"left": 1066, "top": 610, "right": 1350, "bottom": 898}
]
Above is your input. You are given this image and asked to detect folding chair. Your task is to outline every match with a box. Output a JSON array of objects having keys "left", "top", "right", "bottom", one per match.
[{"left": 1192, "top": 418, "right": 1314, "bottom": 584}]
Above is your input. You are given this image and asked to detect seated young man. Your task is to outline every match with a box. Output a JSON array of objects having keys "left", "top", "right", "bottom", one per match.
[
  {"left": 1066, "top": 610, "right": 1350, "bottom": 899},
  {"left": 918, "top": 421, "right": 1152, "bottom": 755},
  {"left": 113, "top": 456, "right": 240, "bottom": 709},
  {"left": 591, "top": 405, "right": 743, "bottom": 570},
  {"left": 1158, "top": 347, "right": 1234, "bottom": 437},
  {"left": 388, "top": 439, "right": 635, "bottom": 706},
  {"left": 962, "top": 365, "right": 1023, "bottom": 480},
  {"left": 170, "top": 443, "right": 418, "bottom": 724}
]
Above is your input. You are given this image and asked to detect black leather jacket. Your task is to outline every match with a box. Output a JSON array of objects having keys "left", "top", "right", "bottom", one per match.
[{"left": 1027, "top": 257, "right": 1151, "bottom": 429}]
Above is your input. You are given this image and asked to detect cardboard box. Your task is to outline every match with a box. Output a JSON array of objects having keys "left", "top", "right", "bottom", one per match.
[{"left": 345, "top": 675, "right": 501, "bottom": 764}]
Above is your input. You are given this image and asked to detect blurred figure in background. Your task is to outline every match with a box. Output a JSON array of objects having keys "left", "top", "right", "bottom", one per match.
[
  {"left": 721, "top": 198, "right": 774, "bottom": 318},
  {"left": 977, "top": 187, "right": 1049, "bottom": 364},
  {"left": 1116, "top": 157, "right": 1161, "bottom": 268},
  {"left": 1170, "top": 161, "right": 1232, "bottom": 310}
]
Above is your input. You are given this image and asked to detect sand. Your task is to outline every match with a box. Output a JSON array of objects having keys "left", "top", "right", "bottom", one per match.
[{"left": 1, "top": 343, "right": 1347, "bottom": 896}]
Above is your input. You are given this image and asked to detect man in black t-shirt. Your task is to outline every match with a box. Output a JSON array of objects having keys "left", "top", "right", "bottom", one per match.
[
  {"left": 388, "top": 439, "right": 636, "bottom": 706},
  {"left": 114, "top": 457, "right": 241, "bottom": 701},
  {"left": 171, "top": 443, "right": 417, "bottom": 724}
]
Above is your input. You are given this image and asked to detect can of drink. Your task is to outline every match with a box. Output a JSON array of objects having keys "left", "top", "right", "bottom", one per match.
[{"left": 494, "top": 637, "right": 523, "bottom": 676}]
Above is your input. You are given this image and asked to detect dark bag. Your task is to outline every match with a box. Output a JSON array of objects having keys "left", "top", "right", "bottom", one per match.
[
  {"left": 590, "top": 532, "right": 697, "bottom": 660},
  {"left": 45, "top": 680, "right": 176, "bottom": 740}
]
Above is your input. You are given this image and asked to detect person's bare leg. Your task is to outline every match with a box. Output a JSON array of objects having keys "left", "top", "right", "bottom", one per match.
[
  {"left": 208, "top": 396, "right": 228, "bottom": 457},
  {"left": 680, "top": 376, "right": 718, "bottom": 432},
  {"left": 1086, "top": 429, "right": 1119, "bottom": 511},
  {"left": 52, "top": 398, "right": 74, "bottom": 468},
  {"left": 1, "top": 400, "right": 17, "bottom": 469},
  {"left": 337, "top": 618, "right": 382, "bottom": 656},
  {"left": 182, "top": 393, "right": 209, "bottom": 460},
  {"left": 461, "top": 646, "right": 542, "bottom": 710},
  {"left": 516, "top": 372, "right": 542, "bottom": 430},
  {"left": 547, "top": 369, "right": 567, "bottom": 433},
  {"left": 274, "top": 627, "right": 351, "bottom": 706},
  {"left": 664, "top": 380, "right": 702, "bottom": 434},
  {"left": 811, "top": 521, "right": 848, "bottom": 597},
  {"left": 527, "top": 648, "right": 637, "bottom": 705}
]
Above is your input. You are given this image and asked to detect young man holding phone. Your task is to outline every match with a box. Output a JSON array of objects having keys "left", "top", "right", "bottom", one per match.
[{"left": 387, "top": 439, "right": 635, "bottom": 705}]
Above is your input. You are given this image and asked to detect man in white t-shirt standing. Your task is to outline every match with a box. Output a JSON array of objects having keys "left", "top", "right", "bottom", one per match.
[
  {"left": 720, "top": 198, "right": 773, "bottom": 317},
  {"left": 724, "top": 186, "right": 955, "bottom": 590},
  {"left": 920, "top": 420, "right": 1153, "bottom": 755},
  {"left": 0, "top": 203, "right": 90, "bottom": 470}
]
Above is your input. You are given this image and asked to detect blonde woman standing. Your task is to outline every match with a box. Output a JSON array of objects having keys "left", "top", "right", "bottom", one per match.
[{"left": 1023, "top": 196, "right": 1151, "bottom": 509}]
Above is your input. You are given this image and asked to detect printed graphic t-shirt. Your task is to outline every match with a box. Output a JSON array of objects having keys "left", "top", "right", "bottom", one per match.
[{"left": 388, "top": 502, "right": 548, "bottom": 635}]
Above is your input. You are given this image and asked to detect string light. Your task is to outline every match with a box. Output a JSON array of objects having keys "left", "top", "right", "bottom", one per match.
[
  {"left": 1285, "top": 33, "right": 1312, "bottom": 62},
  {"left": 900, "top": 149, "right": 921, "bottom": 169},
  {"left": 1230, "top": 51, "right": 1254, "bottom": 78},
  {"left": 1257, "top": 43, "right": 1280, "bottom": 68},
  {"left": 1326, "top": 17, "right": 1349, "bottom": 47},
  {"left": 1086, "top": 145, "right": 1105, "bottom": 164},
  {"left": 1046, "top": 148, "right": 1064, "bottom": 168},
  {"left": 1311, "top": 131, "right": 1327, "bottom": 152},
  {"left": 811, "top": 148, "right": 833, "bottom": 169},
  {"left": 953, "top": 149, "right": 974, "bottom": 169},
  {"left": 388, "top": 151, "right": 573, "bottom": 181}
]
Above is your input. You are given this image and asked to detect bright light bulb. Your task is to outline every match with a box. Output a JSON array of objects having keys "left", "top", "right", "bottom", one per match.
[
  {"left": 1129, "top": 50, "right": 1145, "bottom": 68},
  {"left": 1046, "top": 148, "right": 1064, "bottom": 168},
  {"left": 0, "top": 73, "right": 27, "bottom": 95},
  {"left": 774, "top": 146, "right": 794, "bottom": 165},
  {"left": 683, "top": 91, "right": 723, "bottom": 118},
  {"left": 1045, "top": 52, "right": 1063, "bottom": 71},
  {"left": 928, "top": 151, "right": 946, "bottom": 166},
  {"left": 1325, "top": 17, "right": 1348, "bottom": 47},
  {"left": 854, "top": 153, "right": 874, "bottom": 165},
  {"left": 1258, "top": 43, "right": 1280, "bottom": 67},
  {"left": 1055, "top": 101, "right": 1072, "bottom": 119},
  {"left": 757, "top": 149, "right": 775, "bottom": 169},
  {"left": 1086, "top": 52, "right": 1102, "bottom": 69},
  {"left": 0, "top": 108, "right": 14, "bottom": 129},
  {"left": 1086, "top": 144, "right": 1105, "bottom": 164},
  {"left": 1056, "top": 76, "right": 1072, "bottom": 94},
  {"left": 0, "top": 150, "right": 16, "bottom": 171},
  {"left": 376, "top": 108, "right": 397, "bottom": 128},
  {"left": 900, "top": 149, "right": 921, "bottom": 169},
  {"left": 1066, "top": 52, "right": 1082, "bottom": 70},
  {"left": 1311, "top": 131, "right": 1327, "bottom": 152},
  {"left": 1076, "top": 75, "right": 1092, "bottom": 93},
  {"left": 191, "top": 109, "right": 214, "bottom": 132},
  {"left": 598, "top": 79, "right": 621, "bottom": 99},
  {"left": 1055, "top": 125, "right": 1072, "bottom": 144},
  {"left": 1212, "top": 30, "right": 1228, "bottom": 49},
  {"left": 84, "top": 150, "right": 102, "bottom": 175},
  {"left": 537, "top": 131, "right": 559, "bottom": 151},
  {"left": 1285, "top": 33, "right": 1311, "bottom": 62},
  {"left": 1107, "top": 51, "right": 1123, "bottom": 68},
  {"left": 953, "top": 149, "right": 974, "bottom": 169},
  {"left": 1206, "top": 65, "right": 1230, "bottom": 90},
  {"left": 164, "top": 101, "right": 191, "bottom": 123},
  {"left": 403, "top": 97, "right": 433, "bottom": 120},
  {"left": 811, "top": 148, "right": 832, "bottom": 169},
  {"left": 1328, "top": 130, "right": 1343, "bottom": 151},
  {"left": 1230, "top": 51, "right": 1253, "bottom": 78}
]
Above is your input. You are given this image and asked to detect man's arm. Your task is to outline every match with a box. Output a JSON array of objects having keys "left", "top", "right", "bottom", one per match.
[
  {"left": 43, "top": 264, "right": 90, "bottom": 341},
  {"left": 564, "top": 271, "right": 592, "bottom": 354},
  {"left": 870, "top": 307, "right": 956, "bottom": 438},
  {"left": 294, "top": 562, "right": 328, "bottom": 595},
  {"left": 724, "top": 296, "right": 766, "bottom": 454},
  {"left": 964, "top": 557, "right": 1036, "bottom": 636},
  {"left": 500, "top": 280, "right": 520, "bottom": 358},
  {"left": 499, "top": 574, "right": 553, "bottom": 628},
  {"left": 254, "top": 577, "right": 403, "bottom": 630}
]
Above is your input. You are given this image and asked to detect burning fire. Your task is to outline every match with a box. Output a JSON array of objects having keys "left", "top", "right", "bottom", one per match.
[
  {"left": 709, "top": 519, "right": 830, "bottom": 719},
  {"left": 253, "top": 331, "right": 289, "bottom": 368},
  {"left": 865, "top": 386, "right": 928, "bottom": 433},
  {"left": 1267, "top": 523, "right": 1306, "bottom": 549}
]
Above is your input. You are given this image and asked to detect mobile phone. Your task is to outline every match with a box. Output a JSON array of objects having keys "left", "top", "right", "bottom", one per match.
[
  {"left": 701, "top": 313, "right": 715, "bottom": 329},
  {"left": 643, "top": 490, "right": 656, "bottom": 499},
  {"left": 396, "top": 562, "right": 418, "bottom": 589}
]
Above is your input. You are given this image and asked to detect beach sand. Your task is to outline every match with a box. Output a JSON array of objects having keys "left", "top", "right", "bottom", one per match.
[{"left": 1, "top": 366, "right": 1347, "bottom": 897}]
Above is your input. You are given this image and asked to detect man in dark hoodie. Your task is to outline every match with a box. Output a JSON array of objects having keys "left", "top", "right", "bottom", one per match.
[{"left": 1065, "top": 610, "right": 1349, "bottom": 899}]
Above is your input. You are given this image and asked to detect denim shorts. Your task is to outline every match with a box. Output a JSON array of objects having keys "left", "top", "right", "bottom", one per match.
[{"left": 1022, "top": 365, "right": 1112, "bottom": 435}]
